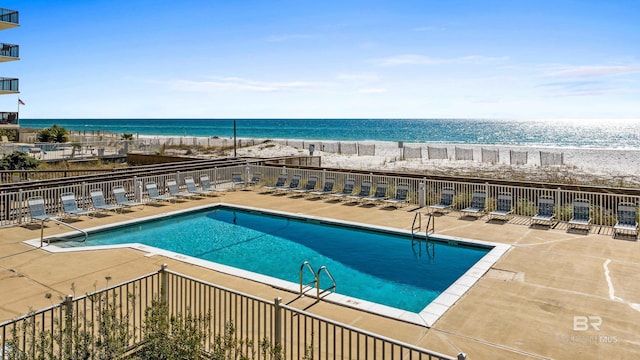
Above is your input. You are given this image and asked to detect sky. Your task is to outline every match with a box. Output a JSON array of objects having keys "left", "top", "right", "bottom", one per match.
[{"left": 2, "top": 0, "right": 639, "bottom": 119}]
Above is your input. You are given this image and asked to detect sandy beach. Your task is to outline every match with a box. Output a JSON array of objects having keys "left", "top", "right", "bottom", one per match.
[{"left": 139, "top": 135, "right": 640, "bottom": 187}]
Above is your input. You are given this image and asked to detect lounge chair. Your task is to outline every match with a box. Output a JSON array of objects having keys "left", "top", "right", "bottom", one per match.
[
  {"left": 276, "top": 174, "right": 301, "bottom": 192},
  {"left": 61, "top": 192, "right": 93, "bottom": 217},
  {"left": 613, "top": 202, "right": 639, "bottom": 238},
  {"left": 531, "top": 196, "right": 555, "bottom": 226},
  {"left": 200, "top": 175, "right": 227, "bottom": 193},
  {"left": 263, "top": 174, "right": 288, "bottom": 191},
  {"left": 310, "top": 178, "right": 335, "bottom": 196},
  {"left": 185, "top": 176, "right": 216, "bottom": 196},
  {"left": 27, "top": 196, "right": 58, "bottom": 222},
  {"left": 231, "top": 172, "right": 244, "bottom": 188},
  {"left": 293, "top": 175, "right": 318, "bottom": 194},
  {"left": 429, "top": 187, "right": 455, "bottom": 213},
  {"left": 145, "top": 182, "right": 175, "bottom": 203},
  {"left": 247, "top": 173, "right": 261, "bottom": 187},
  {"left": 568, "top": 199, "right": 592, "bottom": 232},
  {"left": 90, "top": 189, "right": 123, "bottom": 213},
  {"left": 166, "top": 179, "right": 195, "bottom": 199},
  {"left": 489, "top": 193, "right": 512, "bottom": 221},
  {"left": 363, "top": 182, "right": 388, "bottom": 203},
  {"left": 113, "top": 186, "right": 144, "bottom": 209},
  {"left": 346, "top": 181, "right": 372, "bottom": 202},
  {"left": 461, "top": 191, "right": 487, "bottom": 218},
  {"left": 330, "top": 179, "right": 355, "bottom": 199},
  {"left": 383, "top": 184, "right": 409, "bottom": 208}
]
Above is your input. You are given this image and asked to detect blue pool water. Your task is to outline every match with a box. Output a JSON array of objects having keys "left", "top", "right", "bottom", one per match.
[{"left": 60, "top": 206, "right": 490, "bottom": 312}]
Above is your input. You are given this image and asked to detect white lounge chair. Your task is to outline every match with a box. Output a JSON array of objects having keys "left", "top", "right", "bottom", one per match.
[
  {"left": 461, "top": 191, "right": 487, "bottom": 218},
  {"left": 363, "top": 182, "right": 388, "bottom": 203},
  {"left": 166, "top": 179, "right": 195, "bottom": 199},
  {"left": 90, "top": 189, "right": 123, "bottom": 213},
  {"left": 61, "top": 192, "right": 93, "bottom": 217},
  {"left": 531, "top": 196, "right": 555, "bottom": 227},
  {"left": 145, "top": 182, "right": 175, "bottom": 203},
  {"left": 613, "top": 202, "right": 639, "bottom": 239},
  {"left": 330, "top": 179, "right": 355, "bottom": 199},
  {"left": 568, "top": 199, "right": 591, "bottom": 232},
  {"left": 27, "top": 196, "right": 58, "bottom": 222},
  {"left": 310, "top": 178, "right": 335, "bottom": 196},
  {"left": 293, "top": 175, "right": 318, "bottom": 194},
  {"left": 113, "top": 186, "right": 143, "bottom": 209},
  {"left": 489, "top": 193, "right": 512, "bottom": 221},
  {"left": 185, "top": 176, "right": 216, "bottom": 196},
  {"left": 200, "top": 175, "right": 227, "bottom": 193},
  {"left": 277, "top": 174, "right": 301, "bottom": 192},
  {"left": 346, "top": 181, "right": 372, "bottom": 202},
  {"left": 384, "top": 184, "right": 409, "bottom": 208},
  {"left": 263, "top": 174, "right": 288, "bottom": 191},
  {"left": 430, "top": 187, "right": 454, "bottom": 213}
]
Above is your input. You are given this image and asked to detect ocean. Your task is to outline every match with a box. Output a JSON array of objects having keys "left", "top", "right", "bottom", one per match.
[{"left": 18, "top": 118, "right": 640, "bottom": 149}]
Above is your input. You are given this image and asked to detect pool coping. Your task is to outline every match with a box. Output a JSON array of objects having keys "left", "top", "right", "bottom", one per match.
[{"left": 23, "top": 203, "right": 510, "bottom": 328}]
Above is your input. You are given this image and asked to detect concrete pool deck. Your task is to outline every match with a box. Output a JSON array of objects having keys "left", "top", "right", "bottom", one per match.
[{"left": 1, "top": 191, "right": 639, "bottom": 359}]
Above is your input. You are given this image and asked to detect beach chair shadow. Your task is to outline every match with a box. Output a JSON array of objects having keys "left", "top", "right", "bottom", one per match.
[
  {"left": 567, "top": 199, "right": 592, "bottom": 234},
  {"left": 488, "top": 193, "right": 513, "bottom": 223},
  {"left": 530, "top": 196, "right": 556, "bottom": 229},
  {"left": 613, "top": 202, "right": 639, "bottom": 240},
  {"left": 460, "top": 191, "right": 487, "bottom": 220}
]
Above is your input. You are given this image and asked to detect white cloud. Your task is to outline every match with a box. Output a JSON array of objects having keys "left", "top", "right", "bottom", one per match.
[
  {"left": 544, "top": 65, "right": 640, "bottom": 79},
  {"left": 357, "top": 88, "right": 386, "bottom": 94},
  {"left": 372, "top": 54, "right": 509, "bottom": 67},
  {"left": 266, "top": 34, "right": 322, "bottom": 42},
  {"left": 336, "top": 73, "right": 379, "bottom": 82},
  {"left": 170, "top": 77, "right": 332, "bottom": 93}
]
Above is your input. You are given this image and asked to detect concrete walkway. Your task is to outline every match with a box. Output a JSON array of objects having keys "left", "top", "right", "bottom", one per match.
[{"left": 1, "top": 190, "right": 638, "bottom": 359}]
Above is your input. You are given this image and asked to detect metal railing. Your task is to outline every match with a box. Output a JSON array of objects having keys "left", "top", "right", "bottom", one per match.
[
  {"left": 0, "top": 265, "right": 454, "bottom": 359},
  {"left": 0, "top": 8, "right": 18, "bottom": 24},
  {"left": 2, "top": 163, "right": 640, "bottom": 232}
]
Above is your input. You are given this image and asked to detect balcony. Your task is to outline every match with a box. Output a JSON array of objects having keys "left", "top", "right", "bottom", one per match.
[
  {"left": 0, "top": 77, "right": 18, "bottom": 94},
  {"left": 0, "top": 111, "right": 17, "bottom": 126},
  {"left": 0, "top": 8, "right": 18, "bottom": 30},
  {"left": 0, "top": 43, "right": 18, "bottom": 62}
]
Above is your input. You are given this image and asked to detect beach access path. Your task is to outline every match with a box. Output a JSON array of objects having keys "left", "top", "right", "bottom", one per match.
[{"left": 1, "top": 191, "right": 639, "bottom": 359}]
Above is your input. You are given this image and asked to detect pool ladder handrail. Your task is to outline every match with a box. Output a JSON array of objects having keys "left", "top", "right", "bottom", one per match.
[
  {"left": 412, "top": 212, "right": 435, "bottom": 240},
  {"left": 40, "top": 218, "right": 88, "bottom": 247},
  {"left": 299, "top": 261, "right": 317, "bottom": 295},
  {"left": 299, "top": 261, "right": 337, "bottom": 300},
  {"left": 316, "top": 266, "right": 336, "bottom": 300}
]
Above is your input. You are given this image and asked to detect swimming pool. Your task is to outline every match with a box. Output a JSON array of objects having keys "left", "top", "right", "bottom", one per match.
[{"left": 34, "top": 204, "right": 508, "bottom": 326}]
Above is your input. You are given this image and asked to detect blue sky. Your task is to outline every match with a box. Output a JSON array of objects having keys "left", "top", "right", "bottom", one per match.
[{"left": 2, "top": 0, "right": 639, "bottom": 119}]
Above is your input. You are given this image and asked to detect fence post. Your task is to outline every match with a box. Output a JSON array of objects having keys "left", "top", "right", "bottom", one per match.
[
  {"left": 273, "top": 297, "right": 282, "bottom": 348},
  {"left": 64, "top": 294, "right": 73, "bottom": 356},
  {"left": 556, "top": 187, "right": 562, "bottom": 221},
  {"left": 18, "top": 189, "right": 23, "bottom": 224},
  {"left": 160, "top": 264, "right": 169, "bottom": 304}
]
